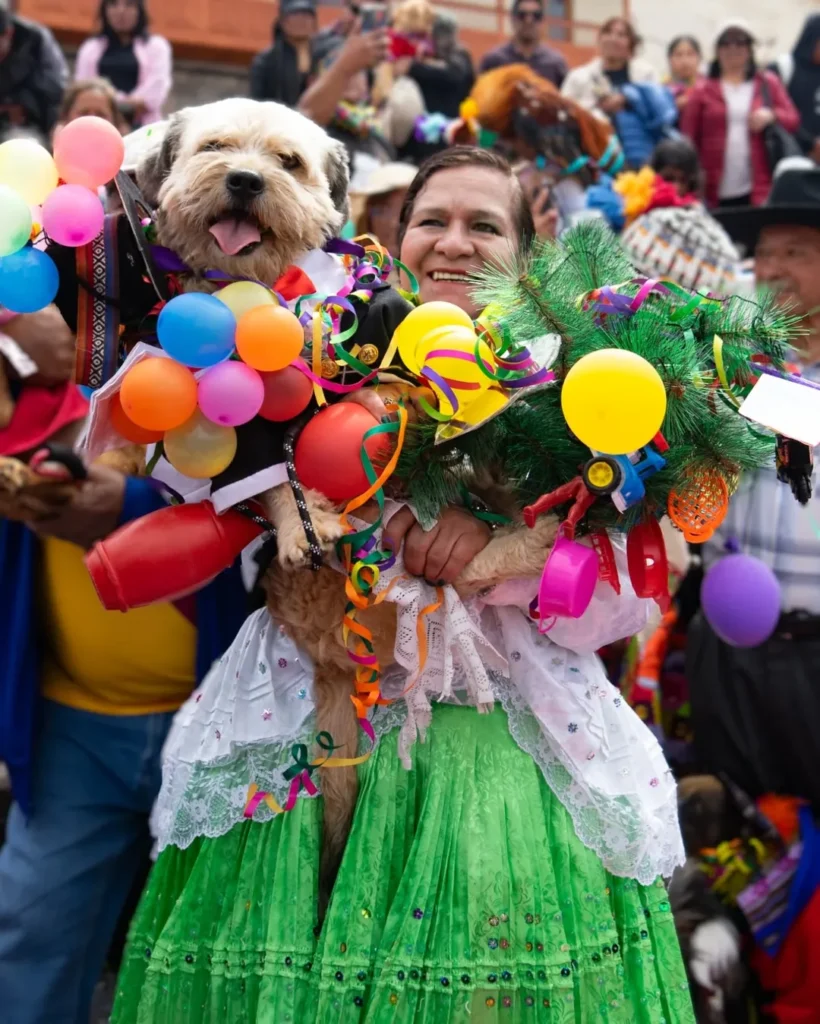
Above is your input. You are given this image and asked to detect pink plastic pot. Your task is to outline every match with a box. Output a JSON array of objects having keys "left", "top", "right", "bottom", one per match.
[{"left": 534, "top": 530, "right": 598, "bottom": 631}]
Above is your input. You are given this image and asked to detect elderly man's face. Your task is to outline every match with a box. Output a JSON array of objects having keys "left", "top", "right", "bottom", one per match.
[{"left": 755, "top": 224, "right": 820, "bottom": 319}]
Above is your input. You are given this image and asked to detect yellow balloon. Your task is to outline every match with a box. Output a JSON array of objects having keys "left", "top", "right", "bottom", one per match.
[
  {"left": 0, "top": 139, "right": 58, "bottom": 206},
  {"left": 164, "top": 410, "right": 238, "bottom": 479},
  {"left": 419, "top": 326, "right": 495, "bottom": 416},
  {"left": 216, "top": 281, "right": 276, "bottom": 321},
  {"left": 397, "top": 301, "right": 474, "bottom": 374},
  {"left": 561, "top": 349, "right": 667, "bottom": 455}
]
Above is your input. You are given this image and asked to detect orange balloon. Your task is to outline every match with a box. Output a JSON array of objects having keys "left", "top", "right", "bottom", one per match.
[
  {"left": 236, "top": 305, "right": 304, "bottom": 372},
  {"left": 119, "top": 357, "right": 198, "bottom": 432},
  {"left": 109, "top": 392, "right": 164, "bottom": 444}
]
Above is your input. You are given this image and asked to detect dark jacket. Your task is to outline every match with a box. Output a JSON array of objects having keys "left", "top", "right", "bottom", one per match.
[
  {"left": 0, "top": 16, "right": 68, "bottom": 137},
  {"left": 479, "top": 40, "right": 567, "bottom": 88},
  {"left": 249, "top": 26, "right": 315, "bottom": 107},
  {"left": 786, "top": 14, "right": 820, "bottom": 153},
  {"left": 681, "top": 71, "right": 800, "bottom": 208}
]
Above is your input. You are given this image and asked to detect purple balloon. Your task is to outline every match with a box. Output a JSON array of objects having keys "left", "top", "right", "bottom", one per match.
[
  {"left": 701, "top": 554, "right": 781, "bottom": 647},
  {"left": 198, "top": 360, "right": 264, "bottom": 426}
]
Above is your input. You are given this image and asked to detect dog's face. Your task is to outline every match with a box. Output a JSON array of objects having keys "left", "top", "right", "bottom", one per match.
[{"left": 137, "top": 98, "right": 350, "bottom": 283}]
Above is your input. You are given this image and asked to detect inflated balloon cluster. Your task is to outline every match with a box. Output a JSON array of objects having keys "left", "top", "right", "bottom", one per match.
[
  {"left": 117, "top": 284, "right": 312, "bottom": 478},
  {"left": 0, "top": 117, "right": 125, "bottom": 312}
]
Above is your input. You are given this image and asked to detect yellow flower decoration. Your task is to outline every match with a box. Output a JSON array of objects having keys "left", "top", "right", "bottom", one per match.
[{"left": 614, "top": 166, "right": 656, "bottom": 225}]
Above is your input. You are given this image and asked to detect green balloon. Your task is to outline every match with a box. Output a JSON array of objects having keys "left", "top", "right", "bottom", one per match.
[{"left": 0, "top": 184, "right": 32, "bottom": 257}]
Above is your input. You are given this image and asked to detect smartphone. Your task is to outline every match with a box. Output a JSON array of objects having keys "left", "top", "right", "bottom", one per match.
[
  {"left": 360, "top": 4, "right": 387, "bottom": 32},
  {"left": 29, "top": 444, "right": 88, "bottom": 482}
]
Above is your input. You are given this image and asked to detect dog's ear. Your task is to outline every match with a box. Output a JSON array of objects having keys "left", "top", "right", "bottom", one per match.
[
  {"left": 324, "top": 140, "right": 350, "bottom": 225},
  {"left": 137, "top": 114, "right": 184, "bottom": 208}
]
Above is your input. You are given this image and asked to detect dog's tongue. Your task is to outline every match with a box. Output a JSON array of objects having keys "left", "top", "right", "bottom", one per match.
[{"left": 209, "top": 218, "right": 261, "bottom": 256}]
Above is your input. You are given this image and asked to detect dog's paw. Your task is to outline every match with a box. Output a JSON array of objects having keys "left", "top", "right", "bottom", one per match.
[
  {"left": 277, "top": 496, "right": 346, "bottom": 568},
  {"left": 0, "top": 457, "right": 32, "bottom": 496}
]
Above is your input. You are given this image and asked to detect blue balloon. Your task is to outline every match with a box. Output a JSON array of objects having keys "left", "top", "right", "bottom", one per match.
[
  {"left": 157, "top": 292, "right": 237, "bottom": 367},
  {"left": 0, "top": 247, "right": 59, "bottom": 313}
]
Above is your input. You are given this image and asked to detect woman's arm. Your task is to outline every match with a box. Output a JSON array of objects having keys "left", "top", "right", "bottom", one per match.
[
  {"left": 74, "top": 37, "right": 101, "bottom": 81},
  {"left": 129, "top": 36, "right": 173, "bottom": 114},
  {"left": 765, "top": 71, "right": 800, "bottom": 132},
  {"left": 299, "top": 26, "right": 389, "bottom": 126},
  {"left": 679, "top": 82, "right": 704, "bottom": 150}
]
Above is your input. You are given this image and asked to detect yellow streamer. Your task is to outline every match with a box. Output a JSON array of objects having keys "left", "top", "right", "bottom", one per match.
[{"left": 311, "top": 311, "right": 327, "bottom": 407}]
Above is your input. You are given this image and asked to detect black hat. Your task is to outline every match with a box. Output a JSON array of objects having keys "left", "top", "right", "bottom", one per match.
[
  {"left": 716, "top": 163, "right": 820, "bottom": 253},
  {"left": 279, "top": 0, "right": 317, "bottom": 16}
]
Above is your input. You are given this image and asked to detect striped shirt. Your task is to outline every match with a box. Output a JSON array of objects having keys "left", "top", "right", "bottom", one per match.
[{"left": 702, "top": 362, "right": 820, "bottom": 614}]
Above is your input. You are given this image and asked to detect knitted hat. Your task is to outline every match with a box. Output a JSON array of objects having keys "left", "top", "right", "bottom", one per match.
[{"left": 621, "top": 203, "right": 742, "bottom": 296}]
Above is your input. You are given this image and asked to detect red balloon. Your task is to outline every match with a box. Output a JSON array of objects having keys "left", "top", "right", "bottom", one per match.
[
  {"left": 258, "top": 363, "right": 314, "bottom": 422},
  {"left": 294, "top": 403, "right": 392, "bottom": 502}
]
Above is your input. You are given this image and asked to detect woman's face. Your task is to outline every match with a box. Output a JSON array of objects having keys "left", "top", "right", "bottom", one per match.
[
  {"left": 599, "top": 21, "right": 632, "bottom": 65},
  {"left": 105, "top": 0, "right": 140, "bottom": 35},
  {"left": 716, "top": 32, "right": 752, "bottom": 76},
  {"left": 669, "top": 40, "right": 700, "bottom": 82},
  {"left": 367, "top": 187, "right": 408, "bottom": 258},
  {"left": 65, "top": 88, "right": 118, "bottom": 125},
  {"left": 399, "top": 166, "right": 517, "bottom": 318}
]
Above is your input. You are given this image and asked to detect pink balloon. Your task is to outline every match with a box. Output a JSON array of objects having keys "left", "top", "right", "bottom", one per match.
[
  {"left": 42, "top": 185, "right": 104, "bottom": 247},
  {"left": 53, "top": 116, "right": 125, "bottom": 189},
  {"left": 198, "top": 361, "right": 264, "bottom": 426}
]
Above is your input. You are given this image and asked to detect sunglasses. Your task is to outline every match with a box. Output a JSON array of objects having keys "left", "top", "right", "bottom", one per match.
[
  {"left": 515, "top": 9, "right": 544, "bottom": 21},
  {"left": 718, "top": 35, "right": 751, "bottom": 48}
]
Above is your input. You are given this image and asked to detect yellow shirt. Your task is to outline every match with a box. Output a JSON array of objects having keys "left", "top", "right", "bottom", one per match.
[{"left": 40, "top": 536, "right": 197, "bottom": 715}]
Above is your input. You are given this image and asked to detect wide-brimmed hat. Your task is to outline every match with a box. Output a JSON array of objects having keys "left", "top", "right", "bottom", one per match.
[
  {"left": 349, "top": 162, "right": 418, "bottom": 198},
  {"left": 715, "top": 163, "right": 820, "bottom": 252}
]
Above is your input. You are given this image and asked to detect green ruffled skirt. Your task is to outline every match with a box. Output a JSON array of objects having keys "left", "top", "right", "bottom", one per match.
[{"left": 113, "top": 704, "right": 694, "bottom": 1023}]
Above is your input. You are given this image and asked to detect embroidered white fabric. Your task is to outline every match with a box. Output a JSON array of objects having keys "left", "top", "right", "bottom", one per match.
[
  {"left": 151, "top": 610, "right": 318, "bottom": 851},
  {"left": 153, "top": 537, "right": 684, "bottom": 880}
]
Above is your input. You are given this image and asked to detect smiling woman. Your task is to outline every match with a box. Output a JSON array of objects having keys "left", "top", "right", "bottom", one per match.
[{"left": 397, "top": 147, "right": 535, "bottom": 317}]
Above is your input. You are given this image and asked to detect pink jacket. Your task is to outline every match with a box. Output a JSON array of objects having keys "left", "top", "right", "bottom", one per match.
[{"left": 74, "top": 34, "right": 172, "bottom": 125}]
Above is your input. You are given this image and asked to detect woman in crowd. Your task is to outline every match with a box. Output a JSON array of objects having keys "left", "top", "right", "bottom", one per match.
[
  {"left": 561, "top": 18, "right": 676, "bottom": 169},
  {"left": 666, "top": 35, "right": 703, "bottom": 112},
  {"left": 112, "top": 146, "right": 693, "bottom": 1024},
  {"left": 75, "top": 0, "right": 172, "bottom": 127},
  {"left": 774, "top": 14, "right": 820, "bottom": 162},
  {"left": 681, "top": 19, "right": 799, "bottom": 209}
]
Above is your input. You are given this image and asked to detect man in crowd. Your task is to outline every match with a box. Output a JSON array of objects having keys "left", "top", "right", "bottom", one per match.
[
  {"left": 688, "top": 162, "right": 820, "bottom": 811},
  {"left": 0, "top": 306, "right": 247, "bottom": 1024},
  {"left": 0, "top": 0, "right": 68, "bottom": 140},
  {"left": 479, "top": 0, "right": 568, "bottom": 88}
]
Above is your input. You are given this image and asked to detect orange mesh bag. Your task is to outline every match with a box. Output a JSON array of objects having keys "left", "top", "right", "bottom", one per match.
[{"left": 667, "top": 470, "right": 729, "bottom": 543}]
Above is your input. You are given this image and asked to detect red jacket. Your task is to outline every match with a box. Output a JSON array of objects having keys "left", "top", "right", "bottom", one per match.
[{"left": 680, "top": 71, "right": 800, "bottom": 208}]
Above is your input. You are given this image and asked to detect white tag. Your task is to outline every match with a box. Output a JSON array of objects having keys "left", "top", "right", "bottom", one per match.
[{"left": 739, "top": 372, "right": 820, "bottom": 447}]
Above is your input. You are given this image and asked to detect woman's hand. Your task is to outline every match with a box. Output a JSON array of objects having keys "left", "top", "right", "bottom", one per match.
[
  {"left": 749, "top": 107, "right": 775, "bottom": 133},
  {"left": 598, "top": 92, "right": 626, "bottom": 115},
  {"left": 385, "top": 506, "right": 491, "bottom": 585},
  {"left": 675, "top": 91, "right": 689, "bottom": 111}
]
